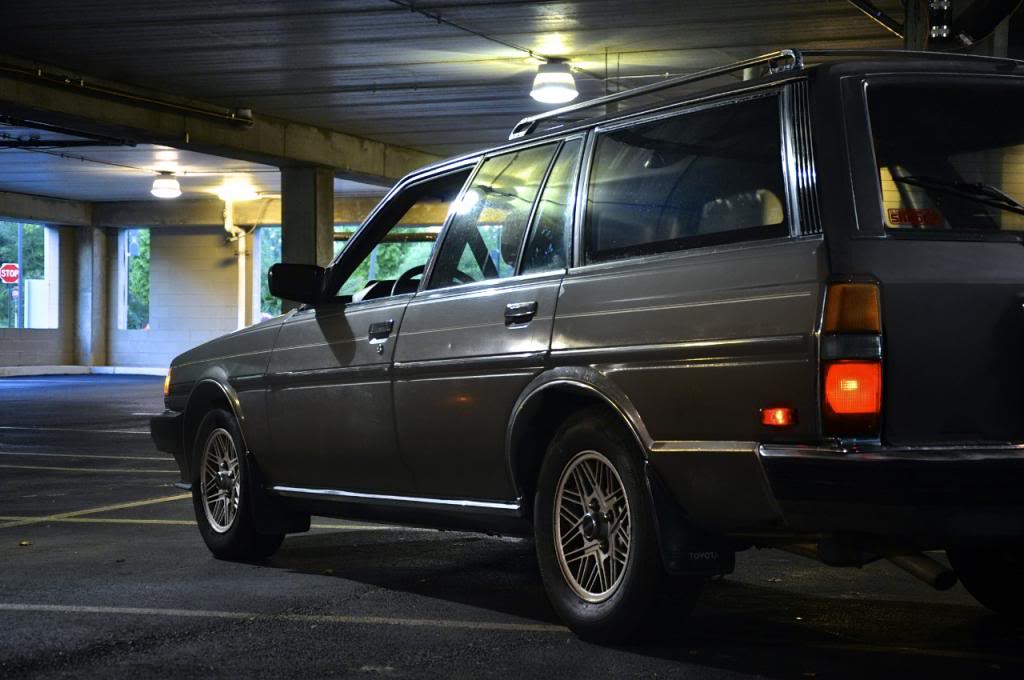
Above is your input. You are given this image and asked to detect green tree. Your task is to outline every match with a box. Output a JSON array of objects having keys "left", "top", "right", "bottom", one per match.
[{"left": 126, "top": 229, "right": 150, "bottom": 330}]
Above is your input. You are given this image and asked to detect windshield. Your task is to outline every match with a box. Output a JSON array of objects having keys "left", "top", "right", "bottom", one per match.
[{"left": 869, "top": 81, "right": 1024, "bottom": 233}]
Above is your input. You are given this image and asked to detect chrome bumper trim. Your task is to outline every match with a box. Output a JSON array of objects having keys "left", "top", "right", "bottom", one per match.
[{"left": 759, "top": 443, "right": 1024, "bottom": 463}]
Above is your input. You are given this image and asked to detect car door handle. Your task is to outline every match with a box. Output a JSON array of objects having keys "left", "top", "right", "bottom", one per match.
[
  {"left": 505, "top": 301, "right": 538, "bottom": 325},
  {"left": 368, "top": 319, "right": 394, "bottom": 345}
]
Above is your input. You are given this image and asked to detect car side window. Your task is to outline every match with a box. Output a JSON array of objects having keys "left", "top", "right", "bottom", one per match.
[
  {"left": 334, "top": 169, "right": 471, "bottom": 302},
  {"left": 521, "top": 138, "right": 583, "bottom": 274},
  {"left": 584, "top": 95, "right": 789, "bottom": 265},
  {"left": 428, "top": 144, "right": 559, "bottom": 289}
]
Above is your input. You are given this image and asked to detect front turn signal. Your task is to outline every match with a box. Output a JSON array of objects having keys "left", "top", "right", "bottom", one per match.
[{"left": 163, "top": 370, "right": 171, "bottom": 397}]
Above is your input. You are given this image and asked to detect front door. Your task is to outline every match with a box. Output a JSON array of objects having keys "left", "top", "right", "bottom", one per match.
[{"left": 262, "top": 166, "right": 474, "bottom": 493}]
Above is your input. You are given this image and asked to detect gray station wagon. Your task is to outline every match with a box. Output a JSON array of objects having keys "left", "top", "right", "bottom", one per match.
[{"left": 152, "top": 48, "right": 1024, "bottom": 642}]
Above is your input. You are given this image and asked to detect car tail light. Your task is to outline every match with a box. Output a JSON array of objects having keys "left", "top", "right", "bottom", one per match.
[{"left": 821, "top": 283, "right": 882, "bottom": 438}]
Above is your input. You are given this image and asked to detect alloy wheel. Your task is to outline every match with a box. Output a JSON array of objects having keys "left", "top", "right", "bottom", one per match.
[{"left": 553, "top": 450, "right": 632, "bottom": 603}]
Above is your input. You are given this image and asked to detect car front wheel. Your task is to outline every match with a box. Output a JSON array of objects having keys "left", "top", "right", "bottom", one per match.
[
  {"left": 191, "top": 408, "right": 284, "bottom": 561},
  {"left": 534, "top": 407, "right": 700, "bottom": 642}
]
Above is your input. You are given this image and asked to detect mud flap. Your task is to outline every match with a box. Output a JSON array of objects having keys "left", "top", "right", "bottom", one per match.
[
  {"left": 645, "top": 462, "right": 735, "bottom": 576},
  {"left": 245, "top": 453, "right": 310, "bottom": 535}
]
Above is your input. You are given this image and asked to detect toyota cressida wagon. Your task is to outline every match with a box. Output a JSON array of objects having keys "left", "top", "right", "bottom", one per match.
[{"left": 152, "top": 48, "right": 1024, "bottom": 642}]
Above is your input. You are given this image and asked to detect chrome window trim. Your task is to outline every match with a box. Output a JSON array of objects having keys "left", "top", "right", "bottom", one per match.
[
  {"left": 270, "top": 485, "right": 521, "bottom": 513},
  {"left": 565, "top": 233, "right": 822, "bottom": 279},
  {"left": 423, "top": 139, "right": 563, "bottom": 292}
]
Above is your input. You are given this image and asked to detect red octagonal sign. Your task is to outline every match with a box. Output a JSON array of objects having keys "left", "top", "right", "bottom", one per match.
[{"left": 0, "top": 263, "right": 19, "bottom": 285}]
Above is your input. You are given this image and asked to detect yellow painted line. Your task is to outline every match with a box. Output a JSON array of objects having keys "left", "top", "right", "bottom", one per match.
[
  {"left": 0, "top": 493, "right": 190, "bottom": 530},
  {"left": 0, "top": 451, "right": 167, "bottom": 462},
  {"left": 0, "top": 464, "right": 176, "bottom": 475},
  {"left": 0, "top": 516, "right": 421, "bottom": 531},
  {"left": 0, "top": 603, "right": 567, "bottom": 634}
]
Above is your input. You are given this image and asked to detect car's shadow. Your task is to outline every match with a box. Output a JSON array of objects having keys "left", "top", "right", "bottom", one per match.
[{"left": 269, "top": 528, "right": 1024, "bottom": 679}]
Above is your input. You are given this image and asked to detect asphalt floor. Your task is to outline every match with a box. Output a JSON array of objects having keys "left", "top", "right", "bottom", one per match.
[{"left": 1, "top": 375, "right": 1022, "bottom": 679}]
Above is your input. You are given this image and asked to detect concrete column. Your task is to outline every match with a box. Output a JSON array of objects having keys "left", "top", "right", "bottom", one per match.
[
  {"left": 280, "top": 166, "right": 335, "bottom": 268},
  {"left": 75, "top": 227, "right": 110, "bottom": 366}
]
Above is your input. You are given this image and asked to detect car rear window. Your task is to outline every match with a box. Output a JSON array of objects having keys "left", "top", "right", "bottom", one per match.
[
  {"left": 584, "top": 95, "right": 789, "bottom": 264},
  {"left": 870, "top": 82, "right": 1024, "bottom": 234}
]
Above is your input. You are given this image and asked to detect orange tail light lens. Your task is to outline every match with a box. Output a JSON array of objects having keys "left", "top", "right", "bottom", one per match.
[{"left": 823, "top": 283, "right": 881, "bottom": 333}]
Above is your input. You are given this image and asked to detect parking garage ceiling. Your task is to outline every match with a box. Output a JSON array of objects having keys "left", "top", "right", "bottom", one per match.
[{"left": 1, "top": 0, "right": 907, "bottom": 159}]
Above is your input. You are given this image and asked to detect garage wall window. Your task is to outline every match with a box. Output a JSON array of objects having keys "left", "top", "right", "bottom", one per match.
[
  {"left": 0, "top": 220, "right": 59, "bottom": 329},
  {"left": 256, "top": 226, "right": 282, "bottom": 320},
  {"left": 118, "top": 228, "right": 151, "bottom": 330}
]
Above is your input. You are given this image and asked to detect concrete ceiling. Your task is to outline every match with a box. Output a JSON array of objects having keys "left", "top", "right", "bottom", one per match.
[
  {"left": 0, "top": 123, "right": 388, "bottom": 202},
  {"left": 1, "top": 0, "right": 907, "bottom": 160}
]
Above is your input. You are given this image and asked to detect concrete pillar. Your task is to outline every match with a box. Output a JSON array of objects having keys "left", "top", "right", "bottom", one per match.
[
  {"left": 970, "top": 17, "right": 1010, "bottom": 57},
  {"left": 75, "top": 227, "right": 110, "bottom": 366},
  {"left": 280, "top": 166, "right": 335, "bottom": 268}
]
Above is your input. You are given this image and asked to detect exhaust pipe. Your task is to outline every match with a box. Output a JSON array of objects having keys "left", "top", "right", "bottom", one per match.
[{"left": 885, "top": 552, "right": 957, "bottom": 591}]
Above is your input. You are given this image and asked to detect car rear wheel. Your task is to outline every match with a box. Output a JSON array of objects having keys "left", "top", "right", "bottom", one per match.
[
  {"left": 191, "top": 408, "right": 284, "bottom": 561},
  {"left": 534, "top": 407, "right": 700, "bottom": 643},
  {"left": 948, "top": 546, "right": 1024, "bottom": 615}
]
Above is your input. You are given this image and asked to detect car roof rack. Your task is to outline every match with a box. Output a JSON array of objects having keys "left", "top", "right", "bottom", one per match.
[{"left": 508, "top": 47, "right": 1024, "bottom": 140}]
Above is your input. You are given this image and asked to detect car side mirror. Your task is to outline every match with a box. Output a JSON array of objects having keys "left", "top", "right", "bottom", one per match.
[{"left": 268, "top": 263, "right": 326, "bottom": 305}]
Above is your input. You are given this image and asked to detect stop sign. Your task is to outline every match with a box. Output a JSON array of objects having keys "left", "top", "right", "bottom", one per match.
[{"left": 0, "top": 263, "right": 19, "bottom": 285}]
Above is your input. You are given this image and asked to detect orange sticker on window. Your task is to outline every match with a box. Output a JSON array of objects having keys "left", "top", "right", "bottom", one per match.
[{"left": 888, "top": 208, "right": 941, "bottom": 226}]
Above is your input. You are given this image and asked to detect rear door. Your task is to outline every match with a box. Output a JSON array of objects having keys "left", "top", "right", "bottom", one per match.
[
  {"left": 394, "top": 138, "right": 583, "bottom": 501},
  {"left": 847, "top": 76, "right": 1024, "bottom": 445}
]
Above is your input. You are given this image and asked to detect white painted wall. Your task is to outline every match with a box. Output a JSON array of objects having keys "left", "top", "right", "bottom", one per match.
[{"left": 108, "top": 227, "right": 241, "bottom": 368}]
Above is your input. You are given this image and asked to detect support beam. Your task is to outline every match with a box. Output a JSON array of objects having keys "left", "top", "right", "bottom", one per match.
[
  {"left": 904, "top": 0, "right": 931, "bottom": 50},
  {"left": 281, "top": 166, "right": 335, "bottom": 269},
  {"left": 0, "top": 55, "right": 440, "bottom": 184},
  {"left": 0, "top": 189, "right": 92, "bottom": 226}
]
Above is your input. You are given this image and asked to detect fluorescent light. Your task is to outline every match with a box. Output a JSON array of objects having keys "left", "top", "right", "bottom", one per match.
[
  {"left": 531, "top": 60, "right": 578, "bottom": 105},
  {"left": 151, "top": 172, "right": 181, "bottom": 199}
]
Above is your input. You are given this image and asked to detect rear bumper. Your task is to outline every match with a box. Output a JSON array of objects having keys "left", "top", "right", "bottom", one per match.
[
  {"left": 759, "top": 444, "right": 1024, "bottom": 544},
  {"left": 150, "top": 410, "right": 187, "bottom": 483}
]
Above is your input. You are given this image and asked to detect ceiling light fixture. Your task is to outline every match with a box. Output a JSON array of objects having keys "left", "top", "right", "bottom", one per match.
[
  {"left": 530, "top": 59, "right": 578, "bottom": 105},
  {"left": 150, "top": 171, "right": 181, "bottom": 199},
  {"left": 216, "top": 179, "right": 259, "bottom": 202}
]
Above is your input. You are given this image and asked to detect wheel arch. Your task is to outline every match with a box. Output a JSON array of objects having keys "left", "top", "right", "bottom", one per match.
[
  {"left": 181, "top": 376, "right": 249, "bottom": 482},
  {"left": 505, "top": 368, "right": 652, "bottom": 512}
]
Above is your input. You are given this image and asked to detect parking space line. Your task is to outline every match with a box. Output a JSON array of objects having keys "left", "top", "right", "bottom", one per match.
[
  {"left": 0, "top": 603, "right": 568, "bottom": 634},
  {"left": 0, "top": 464, "right": 177, "bottom": 475},
  {"left": 0, "top": 425, "right": 150, "bottom": 435},
  {"left": 0, "top": 451, "right": 167, "bottom": 462},
  {"left": 0, "top": 493, "right": 190, "bottom": 529}
]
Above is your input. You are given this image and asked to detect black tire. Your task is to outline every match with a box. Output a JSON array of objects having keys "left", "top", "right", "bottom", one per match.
[
  {"left": 534, "top": 407, "right": 701, "bottom": 643},
  {"left": 191, "top": 409, "right": 284, "bottom": 561},
  {"left": 948, "top": 546, "right": 1024, "bottom": 616}
]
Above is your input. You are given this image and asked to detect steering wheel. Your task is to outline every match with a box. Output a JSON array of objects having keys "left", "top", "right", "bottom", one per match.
[{"left": 390, "top": 264, "right": 426, "bottom": 296}]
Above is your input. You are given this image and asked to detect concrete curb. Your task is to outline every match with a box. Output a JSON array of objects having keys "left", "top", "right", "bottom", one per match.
[{"left": 0, "top": 365, "right": 166, "bottom": 377}]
